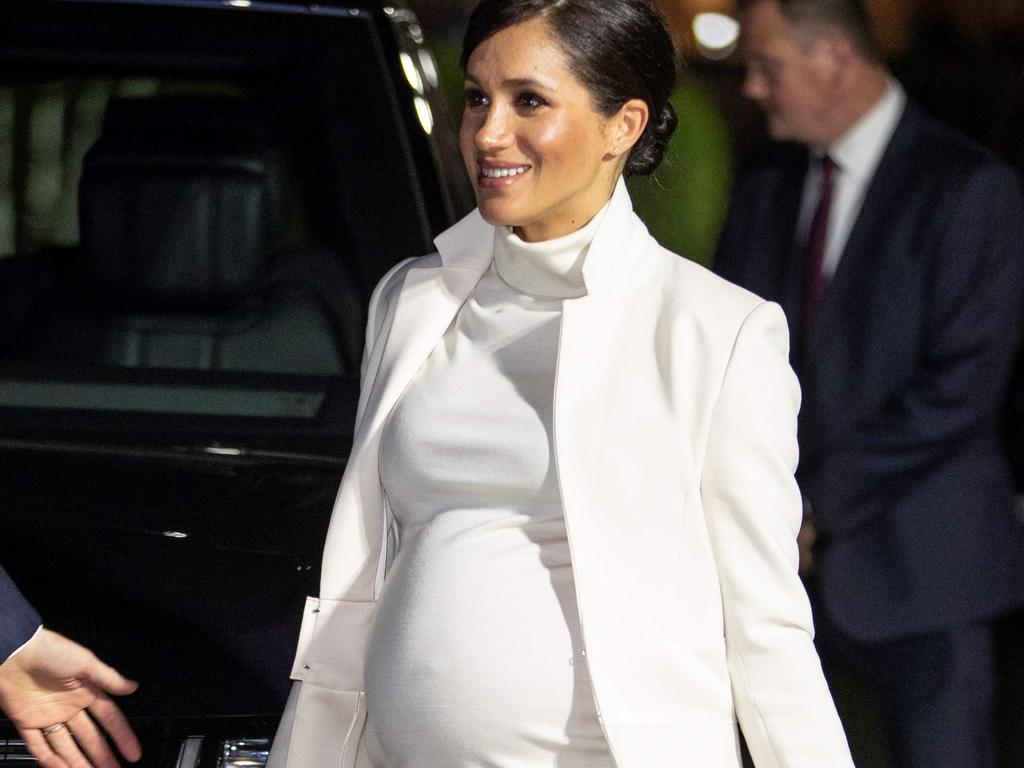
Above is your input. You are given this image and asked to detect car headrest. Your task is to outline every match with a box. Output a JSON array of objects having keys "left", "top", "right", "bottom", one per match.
[
  {"left": 78, "top": 99, "right": 276, "bottom": 311},
  {"left": 101, "top": 97, "right": 273, "bottom": 143}
]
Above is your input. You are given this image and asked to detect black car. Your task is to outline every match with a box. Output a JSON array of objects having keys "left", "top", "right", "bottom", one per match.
[{"left": 0, "top": 1, "right": 470, "bottom": 765}]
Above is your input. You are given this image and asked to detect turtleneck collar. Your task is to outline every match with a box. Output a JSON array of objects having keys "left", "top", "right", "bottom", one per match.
[
  {"left": 434, "top": 177, "right": 644, "bottom": 298},
  {"left": 492, "top": 197, "right": 611, "bottom": 299}
]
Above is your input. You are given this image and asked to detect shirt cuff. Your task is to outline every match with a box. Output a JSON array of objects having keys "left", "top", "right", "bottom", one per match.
[{"left": 3, "top": 625, "right": 43, "bottom": 664}]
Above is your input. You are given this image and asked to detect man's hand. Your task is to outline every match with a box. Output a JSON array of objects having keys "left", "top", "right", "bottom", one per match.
[{"left": 0, "top": 629, "right": 141, "bottom": 768}]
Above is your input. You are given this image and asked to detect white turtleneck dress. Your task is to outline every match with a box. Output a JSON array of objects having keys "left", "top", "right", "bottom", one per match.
[{"left": 363, "top": 211, "right": 615, "bottom": 768}]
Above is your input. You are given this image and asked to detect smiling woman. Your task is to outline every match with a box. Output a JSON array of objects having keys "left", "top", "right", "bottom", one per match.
[{"left": 268, "top": 2, "right": 855, "bottom": 767}]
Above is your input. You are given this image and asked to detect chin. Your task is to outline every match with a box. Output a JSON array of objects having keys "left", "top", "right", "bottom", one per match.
[{"left": 476, "top": 200, "right": 523, "bottom": 229}]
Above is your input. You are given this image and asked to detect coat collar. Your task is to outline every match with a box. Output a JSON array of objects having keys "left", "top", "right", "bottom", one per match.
[{"left": 432, "top": 177, "right": 645, "bottom": 297}]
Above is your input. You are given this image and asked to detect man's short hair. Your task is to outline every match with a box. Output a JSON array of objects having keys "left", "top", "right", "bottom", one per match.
[{"left": 739, "top": 0, "right": 881, "bottom": 61}]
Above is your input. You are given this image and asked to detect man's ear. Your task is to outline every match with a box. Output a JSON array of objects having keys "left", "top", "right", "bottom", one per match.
[
  {"left": 822, "top": 32, "right": 855, "bottom": 89},
  {"left": 607, "top": 98, "right": 650, "bottom": 160}
]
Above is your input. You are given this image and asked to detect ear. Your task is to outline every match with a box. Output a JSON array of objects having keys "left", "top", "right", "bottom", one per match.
[
  {"left": 820, "top": 31, "right": 854, "bottom": 89},
  {"left": 605, "top": 98, "right": 650, "bottom": 160}
]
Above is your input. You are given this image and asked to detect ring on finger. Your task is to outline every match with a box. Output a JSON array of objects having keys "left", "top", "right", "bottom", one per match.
[{"left": 42, "top": 723, "right": 68, "bottom": 736}]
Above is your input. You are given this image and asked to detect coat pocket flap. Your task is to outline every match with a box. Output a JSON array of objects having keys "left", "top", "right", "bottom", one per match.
[
  {"left": 289, "top": 597, "right": 321, "bottom": 682},
  {"left": 289, "top": 597, "right": 376, "bottom": 692}
]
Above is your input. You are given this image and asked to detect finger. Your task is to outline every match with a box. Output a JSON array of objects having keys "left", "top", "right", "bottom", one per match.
[
  {"left": 803, "top": 520, "right": 817, "bottom": 541},
  {"left": 68, "top": 711, "right": 119, "bottom": 768},
  {"left": 87, "top": 693, "right": 142, "bottom": 762},
  {"left": 78, "top": 655, "right": 139, "bottom": 697},
  {"left": 41, "top": 723, "right": 91, "bottom": 768},
  {"left": 20, "top": 728, "right": 72, "bottom": 768}
]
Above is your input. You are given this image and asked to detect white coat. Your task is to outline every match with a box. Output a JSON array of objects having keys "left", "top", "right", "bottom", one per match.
[{"left": 268, "top": 180, "right": 854, "bottom": 768}]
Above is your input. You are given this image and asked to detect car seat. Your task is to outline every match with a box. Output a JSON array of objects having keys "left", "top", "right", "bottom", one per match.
[{"left": 37, "top": 97, "right": 354, "bottom": 376}]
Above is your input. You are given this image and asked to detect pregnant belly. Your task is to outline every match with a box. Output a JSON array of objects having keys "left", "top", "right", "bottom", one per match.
[{"left": 362, "top": 510, "right": 609, "bottom": 767}]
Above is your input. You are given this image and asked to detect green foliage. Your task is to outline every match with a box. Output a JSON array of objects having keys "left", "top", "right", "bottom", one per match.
[{"left": 628, "top": 74, "right": 733, "bottom": 267}]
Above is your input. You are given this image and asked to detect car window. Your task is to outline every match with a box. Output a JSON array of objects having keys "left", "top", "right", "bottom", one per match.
[{"left": 0, "top": 1, "right": 457, "bottom": 437}]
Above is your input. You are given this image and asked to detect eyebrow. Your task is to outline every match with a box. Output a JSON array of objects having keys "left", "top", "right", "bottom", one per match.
[{"left": 464, "top": 73, "right": 558, "bottom": 91}]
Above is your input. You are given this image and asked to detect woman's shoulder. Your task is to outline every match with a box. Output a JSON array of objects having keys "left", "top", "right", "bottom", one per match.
[
  {"left": 370, "top": 252, "right": 442, "bottom": 306},
  {"left": 643, "top": 245, "right": 792, "bottom": 368},
  {"left": 647, "top": 240, "right": 767, "bottom": 321}
]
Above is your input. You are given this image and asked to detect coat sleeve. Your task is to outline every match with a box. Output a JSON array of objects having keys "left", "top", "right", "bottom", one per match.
[
  {"left": 0, "top": 565, "right": 42, "bottom": 662},
  {"left": 268, "top": 256, "right": 418, "bottom": 768},
  {"left": 700, "top": 301, "right": 853, "bottom": 768}
]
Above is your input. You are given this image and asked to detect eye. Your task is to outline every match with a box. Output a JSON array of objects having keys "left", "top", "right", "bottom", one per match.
[
  {"left": 463, "top": 88, "right": 488, "bottom": 110},
  {"left": 515, "top": 91, "right": 548, "bottom": 111}
]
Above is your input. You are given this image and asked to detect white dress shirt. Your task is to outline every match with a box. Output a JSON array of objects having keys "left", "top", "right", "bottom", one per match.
[{"left": 798, "top": 78, "right": 907, "bottom": 279}]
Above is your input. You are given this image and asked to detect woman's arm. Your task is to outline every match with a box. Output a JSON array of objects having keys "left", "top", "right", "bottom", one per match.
[{"left": 700, "top": 301, "right": 853, "bottom": 767}]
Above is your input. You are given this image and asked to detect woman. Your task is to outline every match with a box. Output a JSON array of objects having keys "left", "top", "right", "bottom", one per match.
[{"left": 269, "top": 1, "right": 854, "bottom": 766}]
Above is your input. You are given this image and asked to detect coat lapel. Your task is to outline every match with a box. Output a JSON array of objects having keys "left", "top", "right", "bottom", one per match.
[
  {"left": 320, "top": 211, "right": 492, "bottom": 601},
  {"left": 356, "top": 210, "right": 494, "bottom": 455},
  {"left": 366, "top": 265, "right": 482, "bottom": 437}
]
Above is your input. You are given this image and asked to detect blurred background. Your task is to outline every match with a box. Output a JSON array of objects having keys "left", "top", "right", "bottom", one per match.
[{"left": 409, "top": 1, "right": 1024, "bottom": 766}]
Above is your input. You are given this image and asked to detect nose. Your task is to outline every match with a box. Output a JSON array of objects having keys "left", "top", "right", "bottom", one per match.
[
  {"left": 743, "top": 67, "right": 767, "bottom": 103},
  {"left": 475, "top": 105, "right": 513, "bottom": 152}
]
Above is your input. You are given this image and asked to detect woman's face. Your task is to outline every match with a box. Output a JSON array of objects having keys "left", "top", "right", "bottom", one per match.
[{"left": 460, "top": 17, "right": 625, "bottom": 242}]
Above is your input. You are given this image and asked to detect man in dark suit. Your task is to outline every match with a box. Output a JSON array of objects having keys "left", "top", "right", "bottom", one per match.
[
  {"left": 0, "top": 565, "right": 141, "bottom": 768},
  {"left": 714, "top": 1, "right": 1024, "bottom": 766}
]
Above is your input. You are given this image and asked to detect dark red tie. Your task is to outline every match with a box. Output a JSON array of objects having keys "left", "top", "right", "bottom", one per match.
[{"left": 799, "top": 155, "right": 835, "bottom": 343}]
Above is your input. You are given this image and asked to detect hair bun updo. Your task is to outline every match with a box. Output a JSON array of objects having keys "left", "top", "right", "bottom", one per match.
[{"left": 627, "top": 101, "right": 678, "bottom": 177}]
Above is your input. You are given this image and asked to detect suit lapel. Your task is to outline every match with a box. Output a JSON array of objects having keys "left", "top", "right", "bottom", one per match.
[
  {"left": 803, "top": 103, "right": 921, "bottom": 367},
  {"left": 796, "top": 103, "right": 923, "bottom": 464}
]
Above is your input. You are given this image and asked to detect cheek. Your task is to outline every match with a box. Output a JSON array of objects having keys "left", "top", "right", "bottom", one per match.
[
  {"left": 532, "top": 120, "right": 564, "bottom": 149},
  {"left": 786, "top": 66, "right": 828, "bottom": 113},
  {"left": 768, "top": 76, "right": 795, "bottom": 106},
  {"left": 459, "top": 117, "right": 476, "bottom": 163},
  {"left": 460, "top": 118, "right": 483, "bottom": 173},
  {"left": 531, "top": 115, "right": 593, "bottom": 167},
  {"left": 773, "top": 83, "right": 808, "bottom": 119}
]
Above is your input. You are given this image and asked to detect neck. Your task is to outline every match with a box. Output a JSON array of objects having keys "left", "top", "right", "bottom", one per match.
[
  {"left": 515, "top": 202, "right": 606, "bottom": 243},
  {"left": 514, "top": 171, "right": 621, "bottom": 243}
]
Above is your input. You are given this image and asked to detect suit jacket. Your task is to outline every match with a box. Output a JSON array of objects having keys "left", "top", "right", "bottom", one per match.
[
  {"left": 1, "top": 565, "right": 41, "bottom": 661},
  {"left": 715, "top": 100, "right": 1024, "bottom": 643},
  {"left": 268, "top": 180, "right": 853, "bottom": 768}
]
